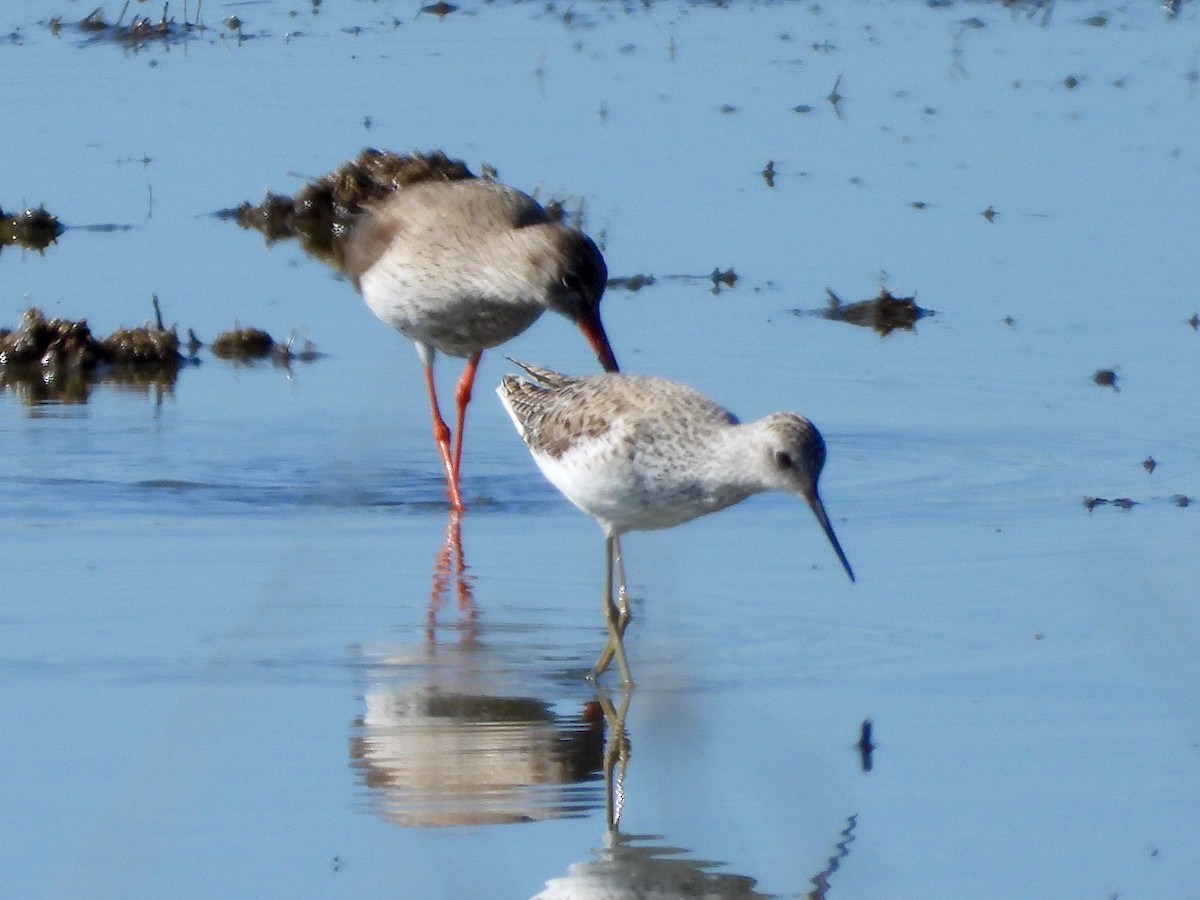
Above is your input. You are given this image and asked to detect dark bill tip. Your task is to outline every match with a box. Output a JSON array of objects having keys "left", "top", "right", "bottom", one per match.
[{"left": 578, "top": 313, "right": 619, "bottom": 373}]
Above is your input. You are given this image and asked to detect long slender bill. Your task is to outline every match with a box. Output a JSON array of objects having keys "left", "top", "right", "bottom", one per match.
[{"left": 805, "top": 490, "right": 855, "bottom": 582}]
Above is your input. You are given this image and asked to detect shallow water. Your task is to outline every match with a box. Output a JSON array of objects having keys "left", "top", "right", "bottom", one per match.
[{"left": 3, "top": 1, "right": 1200, "bottom": 897}]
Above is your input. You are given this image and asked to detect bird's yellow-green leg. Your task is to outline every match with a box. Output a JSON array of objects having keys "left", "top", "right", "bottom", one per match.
[
  {"left": 592, "top": 534, "right": 633, "bottom": 684},
  {"left": 613, "top": 535, "right": 630, "bottom": 636}
]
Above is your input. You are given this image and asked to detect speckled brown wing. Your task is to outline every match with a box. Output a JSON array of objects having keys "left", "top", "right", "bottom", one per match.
[{"left": 499, "top": 366, "right": 621, "bottom": 459}]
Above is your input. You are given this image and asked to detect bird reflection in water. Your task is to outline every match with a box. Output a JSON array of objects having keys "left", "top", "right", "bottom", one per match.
[
  {"left": 349, "top": 680, "right": 605, "bottom": 827},
  {"left": 425, "top": 510, "right": 476, "bottom": 647},
  {"left": 535, "top": 687, "right": 860, "bottom": 900}
]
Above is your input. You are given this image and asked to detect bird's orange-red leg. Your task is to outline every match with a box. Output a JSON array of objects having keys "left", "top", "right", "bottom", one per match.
[
  {"left": 450, "top": 351, "right": 483, "bottom": 487},
  {"left": 423, "top": 362, "right": 465, "bottom": 511}
]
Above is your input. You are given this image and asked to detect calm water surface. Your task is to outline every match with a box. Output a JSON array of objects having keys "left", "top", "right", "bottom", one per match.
[{"left": 2, "top": 1, "right": 1199, "bottom": 897}]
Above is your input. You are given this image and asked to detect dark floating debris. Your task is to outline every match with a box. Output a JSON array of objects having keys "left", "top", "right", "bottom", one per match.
[
  {"left": 806, "top": 287, "right": 933, "bottom": 336},
  {"left": 0, "top": 303, "right": 320, "bottom": 403},
  {"left": 1188, "top": 313, "right": 1198, "bottom": 331},
  {"left": 981, "top": 204, "right": 998, "bottom": 223},
  {"left": 0, "top": 205, "right": 64, "bottom": 252},
  {"left": 761, "top": 160, "right": 777, "bottom": 188},
  {"left": 1087, "top": 494, "right": 1194, "bottom": 511},
  {"left": 710, "top": 267, "right": 738, "bottom": 294},
  {"left": 219, "top": 148, "right": 476, "bottom": 270},
  {"left": 419, "top": 1, "right": 458, "bottom": 17},
  {"left": 211, "top": 325, "right": 274, "bottom": 360},
  {"left": 607, "top": 274, "right": 657, "bottom": 292},
  {"left": 0, "top": 306, "right": 183, "bottom": 404},
  {"left": 208, "top": 324, "right": 320, "bottom": 367},
  {"left": 1083, "top": 496, "right": 1138, "bottom": 512},
  {"left": 857, "top": 719, "right": 874, "bottom": 773},
  {"left": 53, "top": 2, "right": 209, "bottom": 48},
  {"left": 1143, "top": 457, "right": 1157, "bottom": 474},
  {"left": 1093, "top": 368, "right": 1119, "bottom": 390},
  {"left": 826, "top": 74, "right": 845, "bottom": 118}
]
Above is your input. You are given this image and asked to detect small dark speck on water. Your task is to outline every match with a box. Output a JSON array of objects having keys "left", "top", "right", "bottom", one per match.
[
  {"left": 1188, "top": 313, "right": 1199, "bottom": 330},
  {"left": 981, "top": 205, "right": 998, "bottom": 222},
  {"left": 421, "top": 2, "right": 458, "bottom": 18},
  {"left": 1084, "top": 496, "right": 1136, "bottom": 511},
  {"left": 1064, "top": 74, "right": 1081, "bottom": 90},
  {"left": 857, "top": 719, "right": 875, "bottom": 773},
  {"left": 710, "top": 268, "right": 737, "bottom": 293},
  {"left": 761, "top": 160, "right": 776, "bottom": 188},
  {"left": 1093, "top": 368, "right": 1119, "bottom": 390},
  {"left": 1142, "top": 457, "right": 1157, "bottom": 474},
  {"left": 1174, "top": 495, "right": 1190, "bottom": 508}
]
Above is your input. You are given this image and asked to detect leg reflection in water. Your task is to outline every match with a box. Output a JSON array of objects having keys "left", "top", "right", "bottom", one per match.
[
  {"left": 596, "top": 684, "right": 633, "bottom": 834},
  {"left": 426, "top": 510, "right": 477, "bottom": 647}
]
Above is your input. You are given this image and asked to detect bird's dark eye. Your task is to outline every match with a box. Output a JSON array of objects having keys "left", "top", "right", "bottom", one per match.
[
  {"left": 775, "top": 451, "right": 793, "bottom": 470},
  {"left": 562, "top": 271, "right": 584, "bottom": 295}
]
